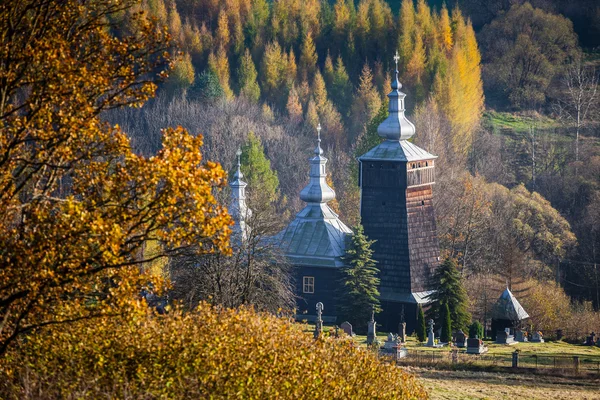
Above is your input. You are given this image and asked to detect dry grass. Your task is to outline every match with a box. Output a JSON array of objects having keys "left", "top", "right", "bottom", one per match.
[{"left": 408, "top": 367, "right": 600, "bottom": 400}]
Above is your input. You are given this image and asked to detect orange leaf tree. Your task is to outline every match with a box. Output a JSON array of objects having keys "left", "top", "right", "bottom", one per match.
[{"left": 0, "top": 0, "right": 231, "bottom": 355}]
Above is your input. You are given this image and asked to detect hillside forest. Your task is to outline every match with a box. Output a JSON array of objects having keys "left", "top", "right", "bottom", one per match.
[
  {"left": 1, "top": 0, "right": 600, "bottom": 396},
  {"left": 106, "top": 0, "right": 600, "bottom": 335}
]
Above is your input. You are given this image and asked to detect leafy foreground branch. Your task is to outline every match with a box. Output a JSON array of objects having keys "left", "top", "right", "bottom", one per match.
[{"left": 0, "top": 303, "right": 427, "bottom": 399}]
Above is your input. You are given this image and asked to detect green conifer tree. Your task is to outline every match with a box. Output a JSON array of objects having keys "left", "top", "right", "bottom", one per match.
[
  {"left": 240, "top": 132, "right": 279, "bottom": 204},
  {"left": 237, "top": 48, "right": 260, "bottom": 102},
  {"left": 426, "top": 257, "right": 471, "bottom": 331},
  {"left": 188, "top": 68, "right": 223, "bottom": 103},
  {"left": 338, "top": 224, "right": 381, "bottom": 328},
  {"left": 416, "top": 304, "right": 426, "bottom": 342},
  {"left": 441, "top": 302, "right": 452, "bottom": 343}
]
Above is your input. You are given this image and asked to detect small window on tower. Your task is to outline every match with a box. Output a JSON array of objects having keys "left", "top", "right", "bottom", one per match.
[{"left": 303, "top": 276, "right": 315, "bottom": 294}]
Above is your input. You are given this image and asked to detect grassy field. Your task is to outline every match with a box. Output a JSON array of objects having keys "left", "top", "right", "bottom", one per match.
[
  {"left": 483, "top": 111, "right": 561, "bottom": 133},
  {"left": 409, "top": 367, "right": 600, "bottom": 400},
  {"left": 301, "top": 323, "right": 600, "bottom": 397}
]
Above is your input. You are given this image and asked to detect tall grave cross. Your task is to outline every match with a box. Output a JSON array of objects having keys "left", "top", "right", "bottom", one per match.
[{"left": 314, "top": 302, "right": 324, "bottom": 338}]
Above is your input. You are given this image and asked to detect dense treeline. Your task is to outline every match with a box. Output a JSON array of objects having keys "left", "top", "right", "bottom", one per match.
[{"left": 139, "top": 0, "right": 483, "bottom": 152}]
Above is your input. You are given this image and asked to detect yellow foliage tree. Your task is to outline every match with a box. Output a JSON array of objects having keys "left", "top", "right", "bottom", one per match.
[
  {"left": 208, "top": 46, "right": 234, "bottom": 99},
  {"left": 398, "top": 0, "right": 416, "bottom": 72},
  {"left": 0, "top": 0, "right": 232, "bottom": 355},
  {"left": 216, "top": 10, "right": 230, "bottom": 49}
]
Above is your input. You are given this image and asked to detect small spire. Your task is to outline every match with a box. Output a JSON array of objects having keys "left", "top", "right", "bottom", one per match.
[
  {"left": 230, "top": 148, "right": 251, "bottom": 241},
  {"left": 300, "top": 124, "right": 335, "bottom": 204},
  {"left": 315, "top": 123, "right": 323, "bottom": 156},
  {"left": 392, "top": 50, "right": 402, "bottom": 90},
  {"left": 376, "top": 51, "right": 415, "bottom": 141}
]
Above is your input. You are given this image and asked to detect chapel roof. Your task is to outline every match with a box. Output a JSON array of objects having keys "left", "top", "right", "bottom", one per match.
[{"left": 491, "top": 288, "right": 530, "bottom": 321}]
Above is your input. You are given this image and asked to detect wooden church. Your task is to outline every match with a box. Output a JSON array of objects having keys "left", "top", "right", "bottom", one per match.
[{"left": 234, "top": 54, "right": 440, "bottom": 333}]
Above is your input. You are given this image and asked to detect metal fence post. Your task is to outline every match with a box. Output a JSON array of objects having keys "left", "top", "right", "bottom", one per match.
[{"left": 512, "top": 351, "right": 519, "bottom": 368}]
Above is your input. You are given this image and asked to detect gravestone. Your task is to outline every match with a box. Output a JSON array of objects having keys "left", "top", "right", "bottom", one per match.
[
  {"left": 466, "top": 337, "right": 488, "bottom": 354},
  {"left": 383, "top": 333, "right": 398, "bottom": 350},
  {"left": 531, "top": 331, "right": 544, "bottom": 343},
  {"left": 314, "top": 302, "right": 324, "bottom": 339},
  {"left": 341, "top": 321, "right": 353, "bottom": 336},
  {"left": 495, "top": 328, "right": 517, "bottom": 345},
  {"left": 367, "top": 306, "right": 377, "bottom": 345},
  {"left": 426, "top": 319, "right": 435, "bottom": 346},
  {"left": 515, "top": 330, "right": 528, "bottom": 342},
  {"left": 455, "top": 330, "right": 466, "bottom": 348},
  {"left": 399, "top": 322, "right": 407, "bottom": 343},
  {"left": 585, "top": 332, "right": 596, "bottom": 346}
]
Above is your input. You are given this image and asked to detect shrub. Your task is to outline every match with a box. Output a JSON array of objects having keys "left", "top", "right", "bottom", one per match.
[
  {"left": 0, "top": 303, "right": 428, "bottom": 399},
  {"left": 469, "top": 321, "right": 484, "bottom": 339}
]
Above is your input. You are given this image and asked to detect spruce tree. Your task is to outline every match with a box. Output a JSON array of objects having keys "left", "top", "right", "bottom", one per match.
[
  {"left": 240, "top": 133, "right": 279, "bottom": 204},
  {"left": 416, "top": 304, "right": 426, "bottom": 342},
  {"left": 426, "top": 257, "right": 471, "bottom": 331},
  {"left": 441, "top": 302, "right": 452, "bottom": 343},
  {"left": 338, "top": 224, "right": 381, "bottom": 328},
  {"left": 188, "top": 68, "right": 223, "bottom": 103}
]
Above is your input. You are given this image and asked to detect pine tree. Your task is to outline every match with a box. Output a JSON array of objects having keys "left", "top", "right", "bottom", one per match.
[
  {"left": 237, "top": 48, "right": 260, "bottom": 102},
  {"left": 438, "top": 3, "right": 453, "bottom": 53},
  {"left": 441, "top": 302, "right": 452, "bottom": 343},
  {"left": 416, "top": 304, "right": 426, "bottom": 342},
  {"left": 426, "top": 257, "right": 471, "bottom": 331},
  {"left": 398, "top": 0, "right": 416, "bottom": 72},
  {"left": 331, "top": 56, "right": 352, "bottom": 115},
  {"left": 240, "top": 132, "right": 279, "bottom": 204},
  {"left": 407, "top": 30, "right": 426, "bottom": 83},
  {"left": 208, "top": 47, "right": 233, "bottom": 99},
  {"left": 188, "top": 68, "right": 223, "bottom": 102},
  {"left": 312, "top": 71, "right": 328, "bottom": 112},
  {"left": 167, "top": 0, "right": 182, "bottom": 42},
  {"left": 167, "top": 52, "right": 195, "bottom": 92},
  {"left": 286, "top": 85, "right": 303, "bottom": 124},
  {"left": 305, "top": 98, "right": 319, "bottom": 130},
  {"left": 261, "top": 41, "right": 285, "bottom": 103},
  {"left": 216, "top": 11, "right": 230, "bottom": 49},
  {"left": 350, "top": 62, "right": 381, "bottom": 138},
  {"left": 323, "top": 52, "right": 335, "bottom": 87},
  {"left": 338, "top": 224, "right": 381, "bottom": 328},
  {"left": 299, "top": 32, "right": 318, "bottom": 81}
]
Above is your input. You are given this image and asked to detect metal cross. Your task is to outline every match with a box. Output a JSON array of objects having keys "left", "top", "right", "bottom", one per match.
[
  {"left": 317, "top": 123, "right": 322, "bottom": 142},
  {"left": 393, "top": 50, "right": 400, "bottom": 71},
  {"left": 236, "top": 148, "right": 242, "bottom": 168}
]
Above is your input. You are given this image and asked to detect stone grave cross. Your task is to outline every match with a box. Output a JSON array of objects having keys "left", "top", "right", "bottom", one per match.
[
  {"left": 314, "top": 302, "right": 324, "bottom": 338},
  {"left": 426, "top": 319, "right": 435, "bottom": 346}
]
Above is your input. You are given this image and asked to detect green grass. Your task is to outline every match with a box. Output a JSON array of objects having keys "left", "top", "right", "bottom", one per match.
[
  {"left": 483, "top": 110, "right": 560, "bottom": 133},
  {"left": 301, "top": 321, "right": 600, "bottom": 359}
]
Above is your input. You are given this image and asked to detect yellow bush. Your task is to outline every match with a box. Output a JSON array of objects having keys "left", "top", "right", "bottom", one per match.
[{"left": 0, "top": 303, "right": 427, "bottom": 399}]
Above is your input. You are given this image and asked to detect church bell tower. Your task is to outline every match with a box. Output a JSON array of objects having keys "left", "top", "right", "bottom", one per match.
[{"left": 358, "top": 52, "right": 440, "bottom": 333}]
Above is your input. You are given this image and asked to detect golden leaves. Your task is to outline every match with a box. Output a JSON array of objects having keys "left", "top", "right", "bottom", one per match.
[
  {"left": 0, "top": 0, "right": 231, "bottom": 354},
  {"left": 1, "top": 304, "right": 429, "bottom": 399}
]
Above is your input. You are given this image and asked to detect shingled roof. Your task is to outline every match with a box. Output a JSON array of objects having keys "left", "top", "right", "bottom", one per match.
[
  {"left": 491, "top": 288, "right": 530, "bottom": 321},
  {"left": 358, "top": 139, "right": 436, "bottom": 162}
]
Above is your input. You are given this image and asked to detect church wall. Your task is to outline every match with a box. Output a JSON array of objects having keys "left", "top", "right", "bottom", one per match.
[
  {"left": 379, "top": 301, "right": 418, "bottom": 334},
  {"left": 294, "top": 266, "right": 342, "bottom": 322},
  {"left": 360, "top": 160, "right": 412, "bottom": 294},
  {"left": 406, "top": 185, "right": 440, "bottom": 292}
]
